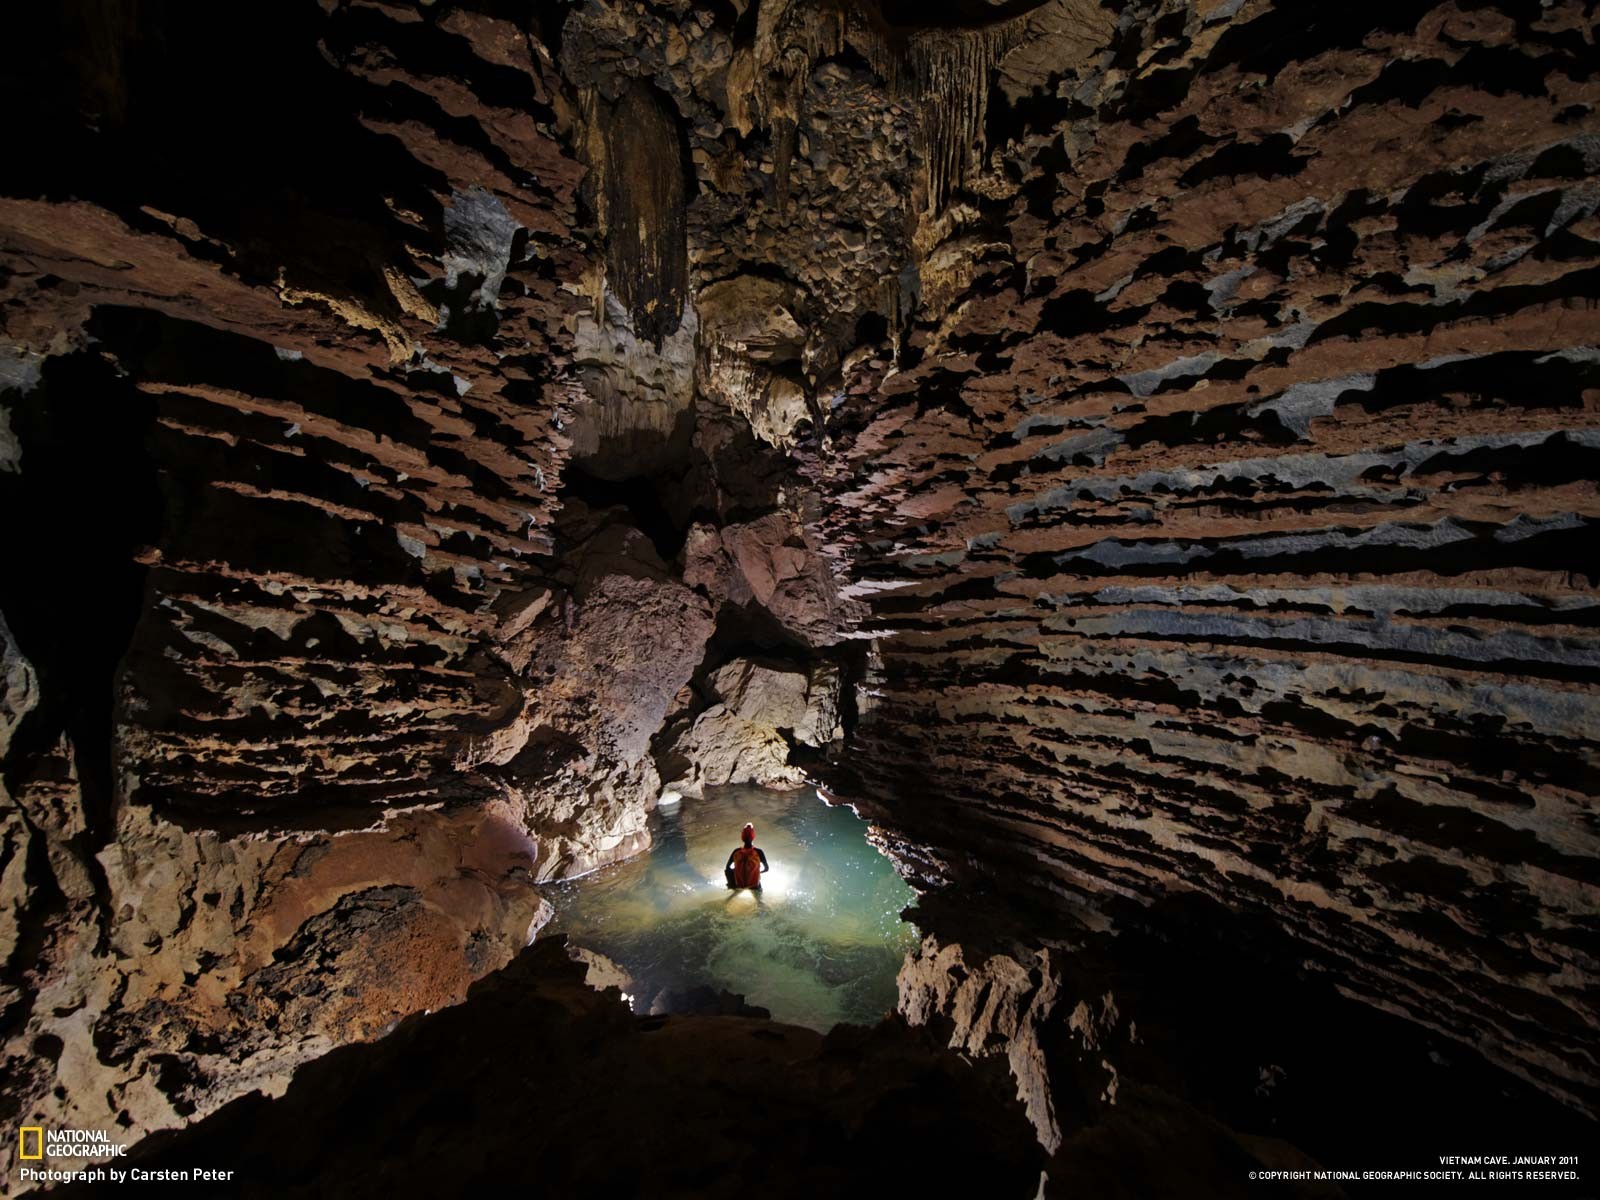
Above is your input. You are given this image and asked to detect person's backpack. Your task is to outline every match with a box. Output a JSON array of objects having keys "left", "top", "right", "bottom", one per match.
[{"left": 731, "top": 846, "right": 762, "bottom": 888}]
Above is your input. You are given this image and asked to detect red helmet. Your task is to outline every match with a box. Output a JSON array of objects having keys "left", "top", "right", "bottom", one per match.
[{"left": 742, "top": 823, "right": 755, "bottom": 843}]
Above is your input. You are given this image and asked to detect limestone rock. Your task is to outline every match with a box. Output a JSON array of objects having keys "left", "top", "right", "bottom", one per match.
[
  {"left": 697, "top": 275, "right": 813, "bottom": 449},
  {"left": 660, "top": 656, "right": 842, "bottom": 795},
  {"left": 0, "top": 611, "right": 35, "bottom": 758},
  {"left": 566, "top": 288, "right": 697, "bottom": 480},
  {"left": 806, "top": 0, "right": 1600, "bottom": 1116},
  {"left": 3, "top": 0, "right": 1598, "bottom": 1176},
  {"left": 483, "top": 513, "right": 716, "bottom": 878},
  {"left": 683, "top": 511, "right": 852, "bottom": 647},
  {"left": 663, "top": 704, "right": 805, "bottom": 796},
  {"left": 601, "top": 81, "right": 689, "bottom": 348},
  {"left": 899, "top": 936, "right": 1064, "bottom": 1153},
  {"left": 0, "top": 810, "right": 31, "bottom": 984},
  {"left": 55, "top": 939, "right": 1048, "bottom": 1199},
  {"left": 2, "top": 796, "right": 548, "bottom": 1170},
  {"left": 709, "top": 657, "right": 842, "bottom": 747},
  {"left": 568, "top": 944, "right": 634, "bottom": 997}
]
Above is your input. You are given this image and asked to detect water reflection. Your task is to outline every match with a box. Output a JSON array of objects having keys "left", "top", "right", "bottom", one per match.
[{"left": 541, "top": 786, "right": 920, "bottom": 1030}]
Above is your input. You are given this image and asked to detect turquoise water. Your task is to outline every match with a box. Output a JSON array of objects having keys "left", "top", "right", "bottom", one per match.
[{"left": 541, "top": 786, "right": 920, "bottom": 1030}]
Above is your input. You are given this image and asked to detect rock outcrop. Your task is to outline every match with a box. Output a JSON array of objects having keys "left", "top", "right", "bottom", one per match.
[
  {"left": 50, "top": 936, "right": 1388, "bottom": 1200},
  {"left": 0, "top": 0, "right": 859, "bottom": 1167},
  {"left": 479, "top": 511, "right": 716, "bottom": 877},
  {"left": 1, "top": 0, "right": 594, "bottom": 1167},
  {"left": 893, "top": 894, "right": 1600, "bottom": 1193},
  {"left": 661, "top": 657, "right": 842, "bottom": 795}
]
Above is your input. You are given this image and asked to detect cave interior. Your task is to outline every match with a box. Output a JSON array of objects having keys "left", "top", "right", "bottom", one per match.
[{"left": 1, "top": 0, "right": 1598, "bottom": 1196}]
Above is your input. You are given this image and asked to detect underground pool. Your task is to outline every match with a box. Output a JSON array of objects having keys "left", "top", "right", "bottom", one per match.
[{"left": 541, "top": 785, "right": 920, "bottom": 1030}]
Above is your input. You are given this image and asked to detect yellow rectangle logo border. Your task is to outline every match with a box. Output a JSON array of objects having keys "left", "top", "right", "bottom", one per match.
[{"left": 19, "top": 1126, "right": 43, "bottom": 1160}]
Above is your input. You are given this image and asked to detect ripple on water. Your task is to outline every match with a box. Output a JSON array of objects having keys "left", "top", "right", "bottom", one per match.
[{"left": 542, "top": 785, "right": 920, "bottom": 1030}]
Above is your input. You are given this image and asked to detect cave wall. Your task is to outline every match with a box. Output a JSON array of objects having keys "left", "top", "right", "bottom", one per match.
[
  {"left": 0, "top": 0, "right": 1595, "bottom": 1181},
  {"left": 808, "top": 0, "right": 1600, "bottom": 1113},
  {"left": 0, "top": 0, "right": 864, "bottom": 1162},
  {"left": 0, "top": 0, "right": 622, "bottom": 1157}
]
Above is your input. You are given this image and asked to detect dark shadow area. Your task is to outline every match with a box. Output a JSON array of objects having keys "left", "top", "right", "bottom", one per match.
[
  {"left": 560, "top": 465, "right": 696, "bottom": 563},
  {"left": 896, "top": 881, "right": 1600, "bottom": 1196},
  {"left": 0, "top": 346, "right": 162, "bottom": 856},
  {"left": 0, "top": 0, "right": 438, "bottom": 308},
  {"left": 45, "top": 938, "right": 1046, "bottom": 1199}
]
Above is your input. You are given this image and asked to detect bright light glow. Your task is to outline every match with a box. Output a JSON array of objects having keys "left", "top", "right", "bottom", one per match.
[
  {"left": 713, "top": 868, "right": 795, "bottom": 900},
  {"left": 759, "top": 863, "right": 790, "bottom": 898},
  {"left": 658, "top": 789, "right": 682, "bottom": 806},
  {"left": 710, "top": 863, "right": 791, "bottom": 900},
  {"left": 549, "top": 786, "right": 921, "bottom": 1029}
]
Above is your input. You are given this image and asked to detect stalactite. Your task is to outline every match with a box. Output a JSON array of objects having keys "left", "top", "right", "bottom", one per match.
[
  {"left": 882, "top": 272, "right": 905, "bottom": 361},
  {"left": 602, "top": 81, "right": 688, "bottom": 348},
  {"left": 773, "top": 113, "right": 799, "bottom": 212},
  {"left": 701, "top": 326, "right": 814, "bottom": 450},
  {"left": 731, "top": 1, "right": 848, "bottom": 210},
  {"left": 574, "top": 86, "right": 610, "bottom": 326},
  {"left": 894, "top": 23, "right": 1027, "bottom": 214},
  {"left": 732, "top": 0, "right": 1033, "bottom": 215}
]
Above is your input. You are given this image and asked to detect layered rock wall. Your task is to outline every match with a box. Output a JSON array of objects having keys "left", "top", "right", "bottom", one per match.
[
  {"left": 2, "top": 0, "right": 1596, "bottom": 1181},
  {"left": 809, "top": 0, "right": 1600, "bottom": 1112},
  {"left": 0, "top": 0, "right": 598, "bottom": 1166},
  {"left": 1, "top": 0, "right": 862, "bottom": 1167}
]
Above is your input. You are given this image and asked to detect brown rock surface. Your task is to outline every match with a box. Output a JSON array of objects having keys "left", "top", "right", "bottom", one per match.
[
  {"left": 481, "top": 512, "right": 716, "bottom": 877},
  {"left": 1, "top": 0, "right": 1597, "bottom": 1187},
  {"left": 1, "top": 0, "right": 589, "bottom": 1168},
  {"left": 803, "top": 0, "right": 1600, "bottom": 1122},
  {"left": 45, "top": 938, "right": 1351, "bottom": 1200}
]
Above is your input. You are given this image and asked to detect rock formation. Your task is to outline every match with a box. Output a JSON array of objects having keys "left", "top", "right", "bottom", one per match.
[
  {"left": 1, "top": 0, "right": 1597, "bottom": 1191},
  {"left": 47, "top": 938, "right": 1053, "bottom": 1200},
  {"left": 660, "top": 656, "right": 842, "bottom": 795},
  {"left": 807, "top": 0, "right": 1600, "bottom": 1129}
]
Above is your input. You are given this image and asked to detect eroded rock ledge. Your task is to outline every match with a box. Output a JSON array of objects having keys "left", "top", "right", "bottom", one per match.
[
  {"left": 0, "top": 0, "right": 867, "bottom": 1161},
  {"left": 892, "top": 891, "right": 1597, "bottom": 1182},
  {"left": 807, "top": 0, "right": 1600, "bottom": 1121}
]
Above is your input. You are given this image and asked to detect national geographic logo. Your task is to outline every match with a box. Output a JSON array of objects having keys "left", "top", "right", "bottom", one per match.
[
  {"left": 13, "top": 1124, "right": 236, "bottom": 1188},
  {"left": 15, "top": 1126, "right": 127, "bottom": 1160}
]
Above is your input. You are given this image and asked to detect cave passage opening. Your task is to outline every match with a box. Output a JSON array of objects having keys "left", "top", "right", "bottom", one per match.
[{"left": 541, "top": 785, "right": 919, "bottom": 1030}]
